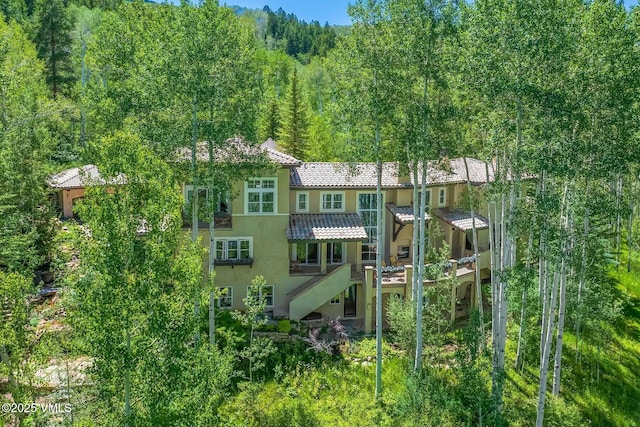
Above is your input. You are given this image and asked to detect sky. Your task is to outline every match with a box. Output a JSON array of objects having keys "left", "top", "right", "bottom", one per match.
[{"left": 166, "top": 0, "right": 638, "bottom": 27}]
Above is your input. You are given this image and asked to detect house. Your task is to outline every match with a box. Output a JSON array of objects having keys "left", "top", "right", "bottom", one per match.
[
  {"left": 185, "top": 139, "right": 497, "bottom": 333},
  {"left": 49, "top": 140, "right": 500, "bottom": 333},
  {"left": 49, "top": 165, "right": 103, "bottom": 219}
]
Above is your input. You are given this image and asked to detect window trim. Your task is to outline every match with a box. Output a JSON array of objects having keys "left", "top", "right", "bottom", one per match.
[
  {"left": 319, "top": 191, "right": 345, "bottom": 213},
  {"left": 418, "top": 189, "right": 431, "bottom": 210},
  {"left": 297, "top": 242, "right": 320, "bottom": 265},
  {"left": 245, "top": 177, "right": 278, "bottom": 215},
  {"left": 247, "top": 284, "right": 274, "bottom": 308},
  {"left": 215, "top": 237, "right": 253, "bottom": 261},
  {"left": 327, "top": 242, "right": 345, "bottom": 265},
  {"left": 296, "top": 191, "right": 309, "bottom": 213},
  {"left": 217, "top": 286, "right": 233, "bottom": 309},
  {"left": 357, "top": 191, "right": 384, "bottom": 263},
  {"left": 184, "top": 185, "right": 231, "bottom": 219},
  {"left": 438, "top": 187, "right": 446, "bottom": 207}
]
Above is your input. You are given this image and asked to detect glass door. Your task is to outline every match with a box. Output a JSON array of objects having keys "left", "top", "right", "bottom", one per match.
[{"left": 343, "top": 284, "right": 357, "bottom": 317}]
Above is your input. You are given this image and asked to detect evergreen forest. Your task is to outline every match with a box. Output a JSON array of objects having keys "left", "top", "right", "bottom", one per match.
[{"left": 1, "top": 0, "right": 640, "bottom": 426}]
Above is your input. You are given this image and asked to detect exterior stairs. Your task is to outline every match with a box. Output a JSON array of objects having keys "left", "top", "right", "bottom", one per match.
[{"left": 288, "top": 263, "right": 352, "bottom": 321}]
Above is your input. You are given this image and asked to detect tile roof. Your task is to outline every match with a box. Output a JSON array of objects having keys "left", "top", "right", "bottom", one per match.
[
  {"left": 290, "top": 162, "right": 406, "bottom": 188},
  {"left": 49, "top": 165, "right": 103, "bottom": 189},
  {"left": 411, "top": 158, "right": 495, "bottom": 186},
  {"left": 287, "top": 213, "right": 369, "bottom": 242},
  {"left": 290, "top": 158, "right": 495, "bottom": 189},
  {"left": 434, "top": 208, "right": 489, "bottom": 231},
  {"left": 174, "top": 138, "right": 302, "bottom": 167},
  {"left": 49, "top": 165, "right": 126, "bottom": 189},
  {"left": 386, "top": 202, "right": 431, "bottom": 224}
]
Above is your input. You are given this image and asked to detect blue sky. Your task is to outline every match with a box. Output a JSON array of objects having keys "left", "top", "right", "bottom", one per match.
[{"left": 166, "top": 1, "right": 638, "bottom": 27}]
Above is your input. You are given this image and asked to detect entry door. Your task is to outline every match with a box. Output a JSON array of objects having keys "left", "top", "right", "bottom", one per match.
[{"left": 344, "top": 284, "right": 357, "bottom": 317}]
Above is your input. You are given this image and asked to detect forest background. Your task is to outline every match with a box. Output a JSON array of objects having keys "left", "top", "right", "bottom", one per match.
[{"left": 1, "top": 0, "right": 640, "bottom": 426}]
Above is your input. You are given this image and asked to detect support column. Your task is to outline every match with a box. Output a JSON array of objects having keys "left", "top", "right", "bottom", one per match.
[
  {"left": 405, "top": 265, "right": 413, "bottom": 300},
  {"left": 451, "top": 281, "right": 457, "bottom": 324},
  {"left": 320, "top": 242, "right": 327, "bottom": 274},
  {"left": 450, "top": 260, "right": 458, "bottom": 324},
  {"left": 356, "top": 241, "right": 362, "bottom": 272},
  {"left": 364, "top": 266, "right": 374, "bottom": 334}
]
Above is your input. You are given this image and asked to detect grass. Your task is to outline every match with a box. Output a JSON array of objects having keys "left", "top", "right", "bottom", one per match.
[{"left": 503, "top": 246, "right": 640, "bottom": 427}]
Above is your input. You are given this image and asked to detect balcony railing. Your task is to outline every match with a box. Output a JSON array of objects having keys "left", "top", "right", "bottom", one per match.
[
  {"left": 215, "top": 257, "right": 253, "bottom": 268},
  {"left": 182, "top": 213, "right": 233, "bottom": 229}
]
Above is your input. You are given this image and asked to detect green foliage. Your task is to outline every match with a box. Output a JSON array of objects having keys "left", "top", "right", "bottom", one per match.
[
  {"left": 232, "top": 275, "right": 278, "bottom": 382},
  {"left": 0, "top": 271, "right": 34, "bottom": 406},
  {"left": 263, "top": 6, "right": 336, "bottom": 61},
  {"left": 69, "top": 130, "right": 217, "bottom": 425},
  {"left": 277, "top": 319, "right": 292, "bottom": 333},
  {"left": 33, "top": 0, "right": 75, "bottom": 98},
  {"left": 0, "top": 18, "right": 56, "bottom": 273},
  {"left": 277, "top": 66, "right": 310, "bottom": 160}
]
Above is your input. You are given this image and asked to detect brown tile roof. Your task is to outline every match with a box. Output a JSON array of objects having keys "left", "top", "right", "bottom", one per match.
[
  {"left": 49, "top": 165, "right": 103, "bottom": 189},
  {"left": 434, "top": 208, "right": 489, "bottom": 231},
  {"left": 386, "top": 203, "right": 431, "bottom": 224},
  {"left": 411, "top": 158, "right": 495, "bottom": 186},
  {"left": 174, "top": 137, "right": 302, "bottom": 167},
  {"left": 290, "top": 162, "right": 406, "bottom": 189},
  {"left": 49, "top": 165, "right": 125, "bottom": 189},
  {"left": 287, "top": 213, "right": 369, "bottom": 242},
  {"left": 290, "top": 158, "right": 494, "bottom": 189}
]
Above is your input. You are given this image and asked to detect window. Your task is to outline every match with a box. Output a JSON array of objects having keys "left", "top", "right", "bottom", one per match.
[
  {"left": 320, "top": 192, "right": 345, "bottom": 212},
  {"left": 438, "top": 188, "right": 446, "bottom": 207},
  {"left": 330, "top": 294, "right": 341, "bottom": 305},
  {"left": 327, "top": 242, "right": 344, "bottom": 264},
  {"left": 297, "top": 192, "right": 309, "bottom": 213},
  {"left": 215, "top": 238, "right": 252, "bottom": 261},
  {"left": 418, "top": 189, "right": 431, "bottom": 210},
  {"left": 185, "top": 186, "right": 230, "bottom": 222},
  {"left": 397, "top": 245, "right": 410, "bottom": 259},
  {"left": 297, "top": 243, "right": 319, "bottom": 265},
  {"left": 246, "top": 178, "right": 276, "bottom": 214},
  {"left": 218, "top": 287, "right": 233, "bottom": 308},
  {"left": 358, "top": 192, "right": 381, "bottom": 261},
  {"left": 247, "top": 284, "right": 274, "bottom": 307}
]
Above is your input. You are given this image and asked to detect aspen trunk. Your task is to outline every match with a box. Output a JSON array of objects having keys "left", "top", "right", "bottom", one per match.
[
  {"left": 191, "top": 100, "right": 200, "bottom": 345},
  {"left": 552, "top": 259, "right": 568, "bottom": 395},
  {"left": 628, "top": 177, "right": 635, "bottom": 273},
  {"left": 616, "top": 175, "right": 622, "bottom": 269},
  {"left": 463, "top": 157, "right": 484, "bottom": 338},
  {"left": 415, "top": 163, "right": 427, "bottom": 372},
  {"left": 208, "top": 133, "right": 216, "bottom": 346},
  {"left": 536, "top": 269, "right": 560, "bottom": 427},
  {"left": 575, "top": 208, "right": 589, "bottom": 361},
  {"left": 375, "top": 139, "right": 383, "bottom": 399},
  {"left": 412, "top": 164, "right": 420, "bottom": 302},
  {"left": 124, "top": 327, "right": 131, "bottom": 427}
]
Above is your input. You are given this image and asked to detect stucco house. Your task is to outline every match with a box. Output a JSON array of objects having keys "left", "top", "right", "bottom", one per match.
[
  {"left": 182, "top": 139, "right": 496, "bottom": 333},
  {"left": 50, "top": 139, "right": 498, "bottom": 333}
]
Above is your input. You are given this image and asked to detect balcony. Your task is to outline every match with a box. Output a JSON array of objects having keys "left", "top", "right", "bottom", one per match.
[
  {"left": 215, "top": 257, "right": 253, "bottom": 268},
  {"left": 182, "top": 213, "right": 233, "bottom": 229}
]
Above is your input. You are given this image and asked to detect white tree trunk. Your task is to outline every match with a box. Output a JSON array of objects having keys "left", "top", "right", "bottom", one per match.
[
  {"left": 552, "top": 259, "right": 568, "bottom": 395},
  {"left": 375, "top": 152, "right": 383, "bottom": 399},
  {"left": 536, "top": 269, "right": 560, "bottom": 427},
  {"left": 464, "top": 158, "right": 484, "bottom": 332},
  {"left": 415, "top": 163, "right": 428, "bottom": 372},
  {"left": 191, "top": 100, "right": 200, "bottom": 346},
  {"left": 412, "top": 164, "right": 420, "bottom": 302}
]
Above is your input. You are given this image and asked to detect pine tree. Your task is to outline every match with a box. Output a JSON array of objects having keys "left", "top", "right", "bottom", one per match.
[
  {"left": 257, "top": 93, "right": 281, "bottom": 142},
  {"left": 33, "top": 0, "right": 74, "bottom": 98},
  {"left": 278, "top": 66, "right": 309, "bottom": 160}
]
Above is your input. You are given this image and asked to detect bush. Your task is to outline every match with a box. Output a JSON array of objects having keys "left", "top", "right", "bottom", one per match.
[{"left": 277, "top": 319, "right": 292, "bottom": 334}]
